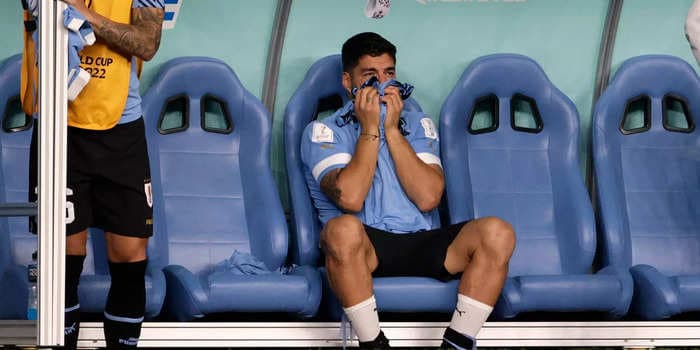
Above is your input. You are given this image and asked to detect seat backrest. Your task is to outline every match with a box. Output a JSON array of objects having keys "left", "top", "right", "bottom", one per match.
[
  {"left": 0, "top": 54, "right": 34, "bottom": 269},
  {"left": 142, "top": 57, "right": 288, "bottom": 275},
  {"left": 593, "top": 55, "right": 700, "bottom": 275},
  {"left": 441, "top": 54, "right": 595, "bottom": 276},
  {"left": 284, "top": 54, "right": 423, "bottom": 266},
  {"left": 0, "top": 55, "right": 104, "bottom": 274}
]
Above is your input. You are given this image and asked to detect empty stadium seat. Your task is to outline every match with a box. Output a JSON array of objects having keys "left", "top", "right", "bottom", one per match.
[
  {"left": 284, "top": 54, "right": 459, "bottom": 320},
  {"left": 593, "top": 55, "right": 700, "bottom": 320},
  {"left": 0, "top": 54, "right": 166, "bottom": 320},
  {"left": 141, "top": 57, "right": 321, "bottom": 321},
  {"left": 0, "top": 55, "right": 30, "bottom": 319},
  {"left": 440, "top": 53, "right": 632, "bottom": 319}
]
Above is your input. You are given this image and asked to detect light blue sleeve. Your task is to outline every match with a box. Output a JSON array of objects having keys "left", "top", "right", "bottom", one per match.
[{"left": 300, "top": 121, "right": 354, "bottom": 183}]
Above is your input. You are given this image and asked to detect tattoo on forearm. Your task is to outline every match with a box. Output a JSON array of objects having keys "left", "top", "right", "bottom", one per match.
[
  {"left": 95, "top": 8, "right": 163, "bottom": 60},
  {"left": 321, "top": 169, "right": 343, "bottom": 205}
]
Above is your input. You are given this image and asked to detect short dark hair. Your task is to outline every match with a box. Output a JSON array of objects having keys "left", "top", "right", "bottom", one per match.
[{"left": 341, "top": 32, "right": 396, "bottom": 72}]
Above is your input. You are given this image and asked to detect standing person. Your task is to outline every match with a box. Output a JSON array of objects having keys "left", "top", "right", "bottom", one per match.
[
  {"left": 300, "top": 32, "right": 516, "bottom": 350},
  {"left": 22, "top": 0, "right": 164, "bottom": 348}
]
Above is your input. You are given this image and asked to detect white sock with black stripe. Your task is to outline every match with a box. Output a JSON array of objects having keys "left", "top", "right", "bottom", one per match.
[{"left": 343, "top": 295, "right": 381, "bottom": 342}]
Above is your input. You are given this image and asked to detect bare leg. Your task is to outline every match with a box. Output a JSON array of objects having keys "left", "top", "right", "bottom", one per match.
[
  {"left": 321, "top": 215, "right": 385, "bottom": 344},
  {"left": 444, "top": 217, "right": 515, "bottom": 305},
  {"left": 321, "top": 214, "right": 379, "bottom": 307},
  {"left": 442, "top": 217, "right": 515, "bottom": 348}
]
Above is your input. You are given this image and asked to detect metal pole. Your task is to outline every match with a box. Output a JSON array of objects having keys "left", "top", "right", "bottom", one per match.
[
  {"left": 37, "top": 0, "right": 67, "bottom": 346},
  {"left": 261, "top": 0, "right": 293, "bottom": 118},
  {"left": 587, "top": 0, "right": 623, "bottom": 208}
]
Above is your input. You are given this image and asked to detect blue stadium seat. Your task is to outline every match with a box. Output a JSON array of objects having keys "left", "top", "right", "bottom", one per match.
[
  {"left": 593, "top": 55, "right": 700, "bottom": 320},
  {"left": 284, "top": 54, "right": 459, "bottom": 320},
  {"left": 141, "top": 57, "right": 321, "bottom": 321},
  {"left": 0, "top": 54, "right": 165, "bottom": 319},
  {"left": 0, "top": 54, "right": 30, "bottom": 319},
  {"left": 440, "top": 54, "right": 632, "bottom": 319}
]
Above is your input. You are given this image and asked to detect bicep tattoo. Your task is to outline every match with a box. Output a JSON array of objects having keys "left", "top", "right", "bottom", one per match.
[{"left": 320, "top": 168, "right": 343, "bottom": 205}]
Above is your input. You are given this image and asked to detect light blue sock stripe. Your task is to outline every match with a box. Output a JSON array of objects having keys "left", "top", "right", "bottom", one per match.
[
  {"left": 444, "top": 338, "right": 465, "bottom": 350},
  {"left": 65, "top": 303, "right": 80, "bottom": 312},
  {"left": 103, "top": 311, "right": 144, "bottom": 324}
]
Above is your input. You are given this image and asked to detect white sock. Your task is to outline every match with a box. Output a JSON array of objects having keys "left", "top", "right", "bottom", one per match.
[
  {"left": 449, "top": 294, "right": 493, "bottom": 338},
  {"left": 343, "top": 295, "right": 380, "bottom": 342}
]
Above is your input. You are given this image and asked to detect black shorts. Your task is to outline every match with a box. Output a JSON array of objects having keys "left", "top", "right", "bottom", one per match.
[
  {"left": 29, "top": 118, "right": 153, "bottom": 238},
  {"left": 366, "top": 221, "right": 468, "bottom": 282}
]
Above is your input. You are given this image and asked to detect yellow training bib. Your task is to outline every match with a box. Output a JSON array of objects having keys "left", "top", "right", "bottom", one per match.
[
  {"left": 20, "top": 10, "right": 38, "bottom": 117},
  {"left": 68, "top": 0, "right": 134, "bottom": 130}
]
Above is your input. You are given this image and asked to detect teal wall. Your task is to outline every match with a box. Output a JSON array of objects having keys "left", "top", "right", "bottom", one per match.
[
  {"left": 0, "top": 1, "right": 275, "bottom": 98},
  {"left": 0, "top": 2, "right": 23, "bottom": 62},
  {"left": 272, "top": 0, "right": 608, "bottom": 207},
  {"left": 612, "top": 0, "right": 696, "bottom": 73},
  {"left": 141, "top": 0, "right": 275, "bottom": 97}
]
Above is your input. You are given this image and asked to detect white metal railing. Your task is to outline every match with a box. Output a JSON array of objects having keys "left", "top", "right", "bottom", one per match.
[
  {"left": 37, "top": 0, "right": 67, "bottom": 346},
  {"left": 3, "top": 321, "right": 700, "bottom": 348}
]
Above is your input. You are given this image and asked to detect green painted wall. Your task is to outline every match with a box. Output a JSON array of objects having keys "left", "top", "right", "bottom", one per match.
[
  {"left": 0, "top": 2, "right": 23, "bottom": 63},
  {"left": 272, "top": 0, "right": 608, "bottom": 208},
  {"left": 141, "top": 0, "right": 276, "bottom": 97},
  {"left": 0, "top": 1, "right": 275, "bottom": 98},
  {"left": 612, "top": 0, "right": 696, "bottom": 73}
]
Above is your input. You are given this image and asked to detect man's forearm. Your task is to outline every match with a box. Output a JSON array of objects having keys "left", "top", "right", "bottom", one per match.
[
  {"left": 78, "top": 7, "right": 162, "bottom": 61},
  {"left": 385, "top": 128, "right": 444, "bottom": 212},
  {"left": 328, "top": 134, "right": 380, "bottom": 212}
]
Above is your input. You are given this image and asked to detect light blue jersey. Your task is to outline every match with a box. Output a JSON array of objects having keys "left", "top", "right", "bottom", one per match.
[
  {"left": 300, "top": 104, "right": 442, "bottom": 234},
  {"left": 119, "top": 0, "right": 165, "bottom": 124}
]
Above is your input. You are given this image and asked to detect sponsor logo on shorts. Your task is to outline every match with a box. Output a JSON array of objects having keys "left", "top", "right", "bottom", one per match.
[
  {"left": 144, "top": 179, "right": 153, "bottom": 208},
  {"left": 66, "top": 187, "right": 75, "bottom": 224}
]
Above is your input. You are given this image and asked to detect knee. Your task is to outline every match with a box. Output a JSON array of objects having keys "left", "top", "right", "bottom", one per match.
[
  {"left": 66, "top": 231, "right": 88, "bottom": 256},
  {"left": 479, "top": 217, "right": 516, "bottom": 264},
  {"left": 108, "top": 243, "right": 148, "bottom": 263},
  {"left": 321, "top": 215, "right": 365, "bottom": 262}
]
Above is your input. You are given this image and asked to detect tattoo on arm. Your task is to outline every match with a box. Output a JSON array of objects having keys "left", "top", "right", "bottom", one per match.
[
  {"left": 94, "top": 7, "right": 163, "bottom": 61},
  {"left": 320, "top": 169, "right": 343, "bottom": 206}
]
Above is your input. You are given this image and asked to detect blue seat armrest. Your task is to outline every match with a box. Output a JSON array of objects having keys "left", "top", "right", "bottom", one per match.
[
  {"left": 163, "top": 264, "right": 207, "bottom": 321},
  {"left": 596, "top": 265, "right": 634, "bottom": 318},
  {"left": 630, "top": 264, "right": 681, "bottom": 320},
  {"left": 287, "top": 265, "right": 322, "bottom": 319}
]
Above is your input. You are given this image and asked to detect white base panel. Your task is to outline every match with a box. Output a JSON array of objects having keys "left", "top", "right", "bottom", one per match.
[{"left": 2, "top": 321, "right": 700, "bottom": 348}]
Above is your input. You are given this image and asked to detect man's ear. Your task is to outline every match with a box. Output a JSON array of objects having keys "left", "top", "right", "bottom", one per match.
[{"left": 342, "top": 71, "right": 352, "bottom": 95}]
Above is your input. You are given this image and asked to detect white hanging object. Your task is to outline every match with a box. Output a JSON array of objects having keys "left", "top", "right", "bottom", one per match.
[{"left": 365, "top": 0, "right": 390, "bottom": 19}]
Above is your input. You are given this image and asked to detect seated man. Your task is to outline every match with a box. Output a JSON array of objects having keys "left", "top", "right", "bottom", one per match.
[{"left": 300, "top": 32, "right": 516, "bottom": 350}]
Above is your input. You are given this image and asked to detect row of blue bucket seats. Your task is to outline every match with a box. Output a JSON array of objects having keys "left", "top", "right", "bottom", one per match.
[{"left": 0, "top": 52, "right": 698, "bottom": 321}]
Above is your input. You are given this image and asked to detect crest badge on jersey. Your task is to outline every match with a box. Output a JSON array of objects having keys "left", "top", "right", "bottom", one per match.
[
  {"left": 420, "top": 118, "right": 438, "bottom": 139},
  {"left": 312, "top": 122, "right": 334, "bottom": 143},
  {"left": 144, "top": 179, "right": 153, "bottom": 208}
]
